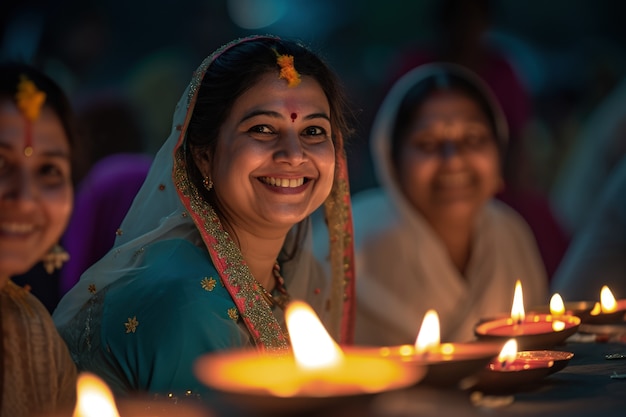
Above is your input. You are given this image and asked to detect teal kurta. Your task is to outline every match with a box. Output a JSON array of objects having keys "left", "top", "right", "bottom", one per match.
[{"left": 59, "top": 238, "right": 249, "bottom": 397}]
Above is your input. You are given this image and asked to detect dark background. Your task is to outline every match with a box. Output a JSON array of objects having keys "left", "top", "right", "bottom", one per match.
[{"left": 3, "top": 0, "right": 626, "bottom": 192}]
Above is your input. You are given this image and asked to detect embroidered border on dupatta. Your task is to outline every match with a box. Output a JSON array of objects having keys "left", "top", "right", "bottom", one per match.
[
  {"left": 326, "top": 146, "right": 356, "bottom": 345},
  {"left": 171, "top": 36, "right": 289, "bottom": 352},
  {"left": 173, "top": 147, "right": 289, "bottom": 352}
]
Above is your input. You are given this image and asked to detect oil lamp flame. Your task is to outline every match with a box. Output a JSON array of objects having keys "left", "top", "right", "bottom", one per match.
[
  {"left": 415, "top": 309, "right": 440, "bottom": 354},
  {"left": 497, "top": 339, "right": 518, "bottom": 369},
  {"left": 590, "top": 302, "right": 601, "bottom": 316},
  {"left": 600, "top": 285, "right": 617, "bottom": 313},
  {"left": 511, "top": 280, "right": 525, "bottom": 324},
  {"left": 549, "top": 293, "right": 565, "bottom": 316},
  {"left": 285, "top": 300, "right": 343, "bottom": 370},
  {"left": 73, "top": 372, "right": 120, "bottom": 417}
]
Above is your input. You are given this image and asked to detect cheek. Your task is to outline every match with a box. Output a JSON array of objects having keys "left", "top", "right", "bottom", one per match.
[
  {"left": 475, "top": 152, "right": 502, "bottom": 190},
  {"left": 397, "top": 153, "right": 433, "bottom": 190},
  {"left": 44, "top": 188, "right": 73, "bottom": 235}
]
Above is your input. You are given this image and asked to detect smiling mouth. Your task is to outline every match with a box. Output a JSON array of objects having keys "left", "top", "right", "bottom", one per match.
[
  {"left": 0, "top": 222, "right": 36, "bottom": 234},
  {"left": 436, "top": 173, "right": 473, "bottom": 188},
  {"left": 259, "top": 176, "right": 307, "bottom": 188}
]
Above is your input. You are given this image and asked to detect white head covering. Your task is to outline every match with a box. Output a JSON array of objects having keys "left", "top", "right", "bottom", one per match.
[
  {"left": 54, "top": 36, "right": 356, "bottom": 346},
  {"left": 352, "top": 63, "right": 547, "bottom": 344},
  {"left": 371, "top": 62, "right": 508, "bottom": 212}
]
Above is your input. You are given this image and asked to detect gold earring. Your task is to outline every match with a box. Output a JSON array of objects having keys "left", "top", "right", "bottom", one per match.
[
  {"left": 203, "top": 176, "right": 213, "bottom": 191},
  {"left": 42, "top": 244, "right": 70, "bottom": 274}
]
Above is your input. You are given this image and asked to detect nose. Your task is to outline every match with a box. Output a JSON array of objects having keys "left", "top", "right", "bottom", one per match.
[
  {"left": 440, "top": 141, "right": 460, "bottom": 159},
  {"left": 274, "top": 131, "right": 306, "bottom": 165}
]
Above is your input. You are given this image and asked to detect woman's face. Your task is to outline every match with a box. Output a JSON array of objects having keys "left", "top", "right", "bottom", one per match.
[
  {"left": 200, "top": 73, "right": 335, "bottom": 236},
  {"left": 396, "top": 90, "right": 501, "bottom": 226},
  {"left": 0, "top": 100, "right": 73, "bottom": 278}
]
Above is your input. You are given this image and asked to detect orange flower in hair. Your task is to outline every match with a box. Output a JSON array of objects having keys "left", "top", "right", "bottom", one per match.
[
  {"left": 15, "top": 75, "right": 46, "bottom": 122},
  {"left": 276, "top": 54, "right": 301, "bottom": 88}
]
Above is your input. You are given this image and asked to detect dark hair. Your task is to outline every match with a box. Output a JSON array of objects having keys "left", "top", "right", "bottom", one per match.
[
  {"left": 0, "top": 62, "right": 78, "bottom": 180},
  {"left": 390, "top": 68, "right": 505, "bottom": 169},
  {"left": 185, "top": 37, "right": 353, "bottom": 260}
]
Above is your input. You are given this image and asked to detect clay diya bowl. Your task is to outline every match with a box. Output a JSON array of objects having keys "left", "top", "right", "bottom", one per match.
[{"left": 474, "top": 314, "right": 580, "bottom": 350}]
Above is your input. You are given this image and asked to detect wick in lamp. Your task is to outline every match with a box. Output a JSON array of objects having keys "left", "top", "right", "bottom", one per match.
[
  {"left": 356, "top": 309, "right": 503, "bottom": 388},
  {"left": 474, "top": 280, "right": 580, "bottom": 350}
]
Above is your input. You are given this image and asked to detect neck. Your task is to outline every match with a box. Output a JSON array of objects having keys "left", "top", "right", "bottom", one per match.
[
  {"left": 227, "top": 225, "right": 287, "bottom": 291},
  {"left": 431, "top": 220, "right": 473, "bottom": 275}
]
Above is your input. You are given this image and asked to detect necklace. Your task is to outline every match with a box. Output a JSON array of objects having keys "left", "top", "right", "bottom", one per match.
[{"left": 257, "top": 262, "right": 290, "bottom": 310}]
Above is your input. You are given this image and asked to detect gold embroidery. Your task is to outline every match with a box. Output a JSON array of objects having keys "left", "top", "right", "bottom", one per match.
[
  {"left": 173, "top": 146, "right": 288, "bottom": 351},
  {"left": 125, "top": 316, "right": 139, "bottom": 333},
  {"left": 88, "top": 284, "right": 97, "bottom": 294},
  {"left": 132, "top": 247, "right": 145, "bottom": 259},
  {"left": 227, "top": 308, "right": 239, "bottom": 321},
  {"left": 201, "top": 277, "right": 217, "bottom": 291}
]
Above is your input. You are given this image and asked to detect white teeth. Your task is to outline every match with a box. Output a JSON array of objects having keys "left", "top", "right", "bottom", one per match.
[
  {"left": 261, "top": 177, "right": 305, "bottom": 188},
  {"left": 0, "top": 222, "right": 35, "bottom": 233}
]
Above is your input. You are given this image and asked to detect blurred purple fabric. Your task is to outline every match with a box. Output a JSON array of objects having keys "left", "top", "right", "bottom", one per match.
[{"left": 60, "top": 153, "right": 152, "bottom": 294}]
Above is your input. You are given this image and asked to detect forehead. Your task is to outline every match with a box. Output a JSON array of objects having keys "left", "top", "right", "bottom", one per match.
[
  {"left": 413, "top": 90, "right": 489, "bottom": 125},
  {"left": 231, "top": 72, "right": 330, "bottom": 115},
  {"left": 0, "top": 99, "right": 70, "bottom": 153}
]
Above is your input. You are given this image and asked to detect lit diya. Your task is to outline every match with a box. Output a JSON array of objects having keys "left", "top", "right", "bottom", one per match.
[
  {"left": 350, "top": 310, "right": 503, "bottom": 388},
  {"left": 474, "top": 281, "right": 580, "bottom": 350},
  {"left": 65, "top": 372, "right": 205, "bottom": 417},
  {"left": 529, "top": 293, "right": 596, "bottom": 323},
  {"left": 194, "top": 301, "right": 425, "bottom": 416},
  {"left": 472, "top": 339, "right": 569, "bottom": 394},
  {"left": 584, "top": 286, "right": 626, "bottom": 324}
]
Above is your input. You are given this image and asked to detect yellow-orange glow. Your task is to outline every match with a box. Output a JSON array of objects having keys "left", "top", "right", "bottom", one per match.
[
  {"left": 552, "top": 320, "right": 566, "bottom": 331},
  {"left": 415, "top": 309, "right": 440, "bottom": 354},
  {"left": 285, "top": 300, "right": 343, "bottom": 370},
  {"left": 497, "top": 339, "right": 518, "bottom": 369},
  {"left": 550, "top": 293, "right": 565, "bottom": 316},
  {"left": 600, "top": 286, "right": 617, "bottom": 313},
  {"left": 195, "top": 301, "right": 425, "bottom": 398},
  {"left": 590, "top": 302, "right": 601, "bottom": 316},
  {"left": 73, "top": 373, "right": 120, "bottom": 417},
  {"left": 511, "top": 280, "right": 525, "bottom": 323}
]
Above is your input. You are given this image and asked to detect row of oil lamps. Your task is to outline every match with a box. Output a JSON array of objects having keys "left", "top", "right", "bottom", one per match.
[{"left": 58, "top": 282, "right": 626, "bottom": 417}]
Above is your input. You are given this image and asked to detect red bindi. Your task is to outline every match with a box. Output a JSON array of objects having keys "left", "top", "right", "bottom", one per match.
[{"left": 290, "top": 112, "right": 297, "bottom": 122}]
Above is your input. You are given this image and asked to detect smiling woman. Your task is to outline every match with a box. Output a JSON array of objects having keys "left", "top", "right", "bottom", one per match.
[
  {"left": 53, "top": 35, "right": 356, "bottom": 400},
  {"left": 0, "top": 62, "right": 77, "bottom": 417},
  {"left": 340, "top": 63, "right": 548, "bottom": 346}
]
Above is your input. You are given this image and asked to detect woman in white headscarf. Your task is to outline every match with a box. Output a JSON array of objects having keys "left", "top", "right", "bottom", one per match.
[
  {"left": 348, "top": 63, "right": 547, "bottom": 345},
  {"left": 53, "top": 35, "right": 356, "bottom": 398}
]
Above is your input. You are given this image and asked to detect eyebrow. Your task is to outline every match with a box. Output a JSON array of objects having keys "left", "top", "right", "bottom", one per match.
[{"left": 239, "top": 109, "right": 331, "bottom": 124}]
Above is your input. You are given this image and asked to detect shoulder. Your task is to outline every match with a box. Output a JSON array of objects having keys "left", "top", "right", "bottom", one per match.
[
  {"left": 1, "top": 282, "right": 52, "bottom": 322},
  {"left": 100, "top": 238, "right": 244, "bottom": 347},
  {"left": 106, "top": 238, "right": 230, "bottom": 303},
  {"left": 1, "top": 282, "right": 72, "bottom": 352},
  {"left": 484, "top": 200, "right": 534, "bottom": 234}
]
